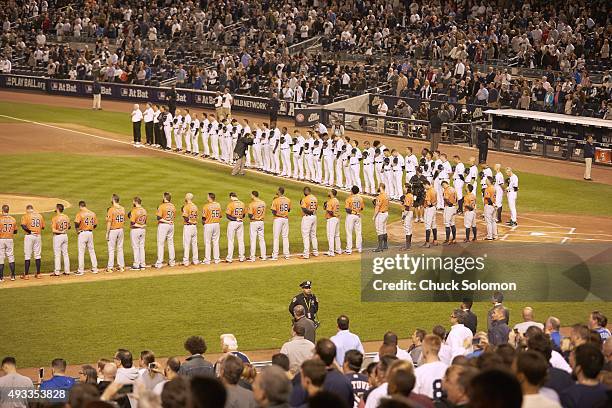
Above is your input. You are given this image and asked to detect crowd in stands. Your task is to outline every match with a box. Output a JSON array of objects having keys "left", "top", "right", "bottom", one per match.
[
  {"left": 1, "top": 0, "right": 611, "bottom": 117},
  {"left": 0, "top": 299, "right": 610, "bottom": 408}
]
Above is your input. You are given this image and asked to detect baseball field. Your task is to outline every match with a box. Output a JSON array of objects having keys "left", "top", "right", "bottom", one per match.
[{"left": 0, "top": 91, "right": 611, "bottom": 370}]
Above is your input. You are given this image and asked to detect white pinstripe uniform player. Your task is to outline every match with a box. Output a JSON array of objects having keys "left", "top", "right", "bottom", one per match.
[
  {"left": 465, "top": 157, "right": 478, "bottom": 196},
  {"left": 162, "top": 107, "right": 173, "bottom": 150},
  {"left": 231, "top": 119, "right": 242, "bottom": 163},
  {"left": 323, "top": 138, "right": 335, "bottom": 186},
  {"left": 252, "top": 125, "right": 263, "bottom": 170},
  {"left": 261, "top": 125, "right": 271, "bottom": 172},
  {"left": 494, "top": 164, "right": 504, "bottom": 222},
  {"left": 334, "top": 137, "right": 345, "bottom": 187},
  {"left": 374, "top": 148, "right": 384, "bottom": 190},
  {"left": 304, "top": 137, "right": 314, "bottom": 181},
  {"left": 391, "top": 150, "right": 404, "bottom": 200},
  {"left": 190, "top": 113, "right": 200, "bottom": 156},
  {"left": 313, "top": 139, "right": 324, "bottom": 183},
  {"left": 182, "top": 109, "right": 192, "bottom": 153},
  {"left": 173, "top": 110, "right": 183, "bottom": 151},
  {"left": 279, "top": 128, "right": 292, "bottom": 177},
  {"left": 243, "top": 120, "right": 252, "bottom": 167},
  {"left": 349, "top": 147, "right": 362, "bottom": 192},
  {"left": 480, "top": 163, "right": 493, "bottom": 204},
  {"left": 404, "top": 147, "right": 418, "bottom": 188},
  {"left": 452, "top": 155, "right": 466, "bottom": 214},
  {"left": 342, "top": 142, "right": 352, "bottom": 189},
  {"left": 362, "top": 148, "right": 376, "bottom": 194},
  {"left": 292, "top": 130, "right": 305, "bottom": 179},
  {"left": 437, "top": 154, "right": 453, "bottom": 209},
  {"left": 200, "top": 113, "right": 210, "bottom": 157},
  {"left": 271, "top": 127, "right": 282, "bottom": 175},
  {"left": 505, "top": 168, "right": 519, "bottom": 226},
  {"left": 219, "top": 119, "right": 229, "bottom": 162},
  {"left": 381, "top": 154, "right": 393, "bottom": 199},
  {"left": 209, "top": 116, "right": 220, "bottom": 160},
  {"left": 401, "top": 185, "right": 415, "bottom": 250},
  {"left": 181, "top": 193, "right": 199, "bottom": 266}
]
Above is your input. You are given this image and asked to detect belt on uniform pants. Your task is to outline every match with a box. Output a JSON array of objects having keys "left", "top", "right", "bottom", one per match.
[{"left": 53, "top": 233, "right": 67, "bottom": 235}]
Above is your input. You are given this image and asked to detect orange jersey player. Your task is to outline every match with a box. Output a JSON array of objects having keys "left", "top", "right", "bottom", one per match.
[
  {"left": 74, "top": 200, "right": 99, "bottom": 275},
  {"left": 402, "top": 186, "right": 415, "bottom": 250},
  {"left": 271, "top": 187, "right": 291, "bottom": 260},
  {"left": 154, "top": 192, "right": 176, "bottom": 268},
  {"left": 324, "top": 189, "right": 341, "bottom": 256},
  {"left": 300, "top": 187, "right": 318, "bottom": 259},
  {"left": 0, "top": 204, "right": 17, "bottom": 281},
  {"left": 373, "top": 183, "right": 389, "bottom": 252},
  {"left": 202, "top": 192, "right": 222, "bottom": 264},
  {"left": 20, "top": 205, "right": 45, "bottom": 279},
  {"left": 441, "top": 181, "right": 458, "bottom": 244},
  {"left": 51, "top": 203, "right": 71, "bottom": 276},
  {"left": 129, "top": 196, "right": 148, "bottom": 270},
  {"left": 247, "top": 191, "right": 267, "bottom": 261},
  {"left": 105, "top": 194, "right": 126, "bottom": 272},
  {"left": 344, "top": 186, "right": 364, "bottom": 254},
  {"left": 181, "top": 193, "right": 199, "bottom": 266},
  {"left": 225, "top": 192, "right": 246, "bottom": 262}
]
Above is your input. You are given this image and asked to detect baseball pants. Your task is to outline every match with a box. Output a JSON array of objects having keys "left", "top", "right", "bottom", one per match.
[
  {"left": 155, "top": 223, "right": 175, "bottom": 267},
  {"left": 145, "top": 121, "right": 154, "bottom": 144},
  {"left": 262, "top": 145, "right": 271, "bottom": 171},
  {"left": 92, "top": 94, "right": 101, "bottom": 109},
  {"left": 344, "top": 165, "right": 352, "bottom": 188},
  {"left": 24, "top": 234, "right": 42, "bottom": 260},
  {"left": 273, "top": 150, "right": 281, "bottom": 173},
  {"left": 272, "top": 218, "right": 290, "bottom": 259},
  {"left": 245, "top": 146, "right": 251, "bottom": 167},
  {"left": 249, "top": 221, "right": 266, "bottom": 260},
  {"left": 484, "top": 204, "right": 498, "bottom": 239},
  {"left": 464, "top": 210, "right": 477, "bottom": 228},
  {"left": 130, "top": 228, "right": 146, "bottom": 268},
  {"left": 324, "top": 157, "right": 334, "bottom": 185},
  {"left": 52, "top": 234, "right": 69, "bottom": 274},
  {"left": 173, "top": 128, "right": 183, "bottom": 150},
  {"left": 424, "top": 206, "right": 437, "bottom": 230},
  {"left": 394, "top": 171, "right": 404, "bottom": 199},
  {"left": 183, "top": 224, "right": 199, "bottom": 265},
  {"left": 443, "top": 206, "right": 457, "bottom": 227},
  {"left": 315, "top": 160, "right": 323, "bottom": 183},
  {"left": 292, "top": 153, "right": 301, "bottom": 178},
  {"left": 435, "top": 180, "right": 445, "bottom": 209},
  {"left": 253, "top": 145, "right": 262, "bottom": 169},
  {"left": 0, "top": 238, "right": 15, "bottom": 263},
  {"left": 203, "top": 223, "right": 220, "bottom": 263},
  {"left": 280, "top": 149, "right": 291, "bottom": 176},
  {"left": 191, "top": 131, "right": 199, "bottom": 154},
  {"left": 364, "top": 166, "right": 375, "bottom": 194},
  {"left": 164, "top": 126, "right": 173, "bottom": 148},
  {"left": 153, "top": 123, "right": 161, "bottom": 146},
  {"left": 335, "top": 159, "right": 343, "bottom": 186},
  {"left": 132, "top": 121, "right": 142, "bottom": 143},
  {"left": 107, "top": 229, "right": 125, "bottom": 269},
  {"left": 454, "top": 179, "right": 464, "bottom": 203},
  {"left": 375, "top": 163, "right": 383, "bottom": 186},
  {"left": 306, "top": 156, "right": 315, "bottom": 180},
  {"left": 351, "top": 165, "right": 362, "bottom": 191},
  {"left": 326, "top": 217, "right": 341, "bottom": 255},
  {"left": 301, "top": 215, "right": 318, "bottom": 258},
  {"left": 226, "top": 220, "right": 245, "bottom": 262},
  {"left": 345, "top": 214, "right": 362, "bottom": 254},
  {"left": 184, "top": 129, "right": 192, "bottom": 152},
  {"left": 507, "top": 191, "right": 518, "bottom": 222},
  {"left": 210, "top": 135, "right": 220, "bottom": 159},
  {"left": 77, "top": 231, "right": 98, "bottom": 273},
  {"left": 403, "top": 211, "right": 414, "bottom": 235},
  {"left": 202, "top": 132, "right": 210, "bottom": 156},
  {"left": 375, "top": 212, "right": 388, "bottom": 235}
]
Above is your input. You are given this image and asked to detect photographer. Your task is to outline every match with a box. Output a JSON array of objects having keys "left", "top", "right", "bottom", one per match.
[
  {"left": 136, "top": 350, "right": 165, "bottom": 391},
  {"left": 409, "top": 167, "right": 427, "bottom": 223}
]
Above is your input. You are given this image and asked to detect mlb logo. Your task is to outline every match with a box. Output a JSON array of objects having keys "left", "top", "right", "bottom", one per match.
[
  {"left": 296, "top": 113, "right": 305, "bottom": 123},
  {"left": 50, "top": 82, "right": 58, "bottom": 90},
  {"left": 85, "top": 85, "right": 92, "bottom": 93},
  {"left": 158, "top": 91, "right": 166, "bottom": 100},
  {"left": 195, "top": 95, "right": 202, "bottom": 103},
  {"left": 121, "top": 88, "right": 129, "bottom": 97}
]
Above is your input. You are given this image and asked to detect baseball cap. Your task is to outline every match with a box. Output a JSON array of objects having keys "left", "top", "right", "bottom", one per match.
[{"left": 300, "top": 281, "right": 312, "bottom": 289}]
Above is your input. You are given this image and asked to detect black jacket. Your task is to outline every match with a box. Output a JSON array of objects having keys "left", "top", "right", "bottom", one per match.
[
  {"left": 464, "top": 310, "right": 478, "bottom": 334},
  {"left": 234, "top": 136, "right": 254, "bottom": 157},
  {"left": 178, "top": 354, "right": 214, "bottom": 378}
]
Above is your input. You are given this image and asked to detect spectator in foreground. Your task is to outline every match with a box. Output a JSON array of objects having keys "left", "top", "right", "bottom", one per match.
[
  {"left": 513, "top": 350, "right": 561, "bottom": 408},
  {"left": 468, "top": 369, "right": 522, "bottom": 408},
  {"left": 190, "top": 375, "right": 227, "bottom": 408},
  {"left": 387, "top": 359, "right": 434, "bottom": 408},
  {"left": 220, "top": 354, "right": 257, "bottom": 408},
  {"left": 365, "top": 355, "right": 399, "bottom": 408},
  {"left": 293, "top": 305, "right": 316, "bottom": 344},
  {"left": 589, "top": 311, "right": 611, "bottom": 342},
  {"left": 152, "top": 356, "right": 181, "bottom": 396},
  {"left": 330, "top": 315, "right": 364, "bottom": 367},
  {"left": 114, "top": 349, "right": 139, "bottom": 384},
  {"left": 487, "top": 291, "right": 509, "bottom": 329},
  {"left": 514, "top": 307, "right": 545, "bottom": 335},
  {"left": 439, "top": 364, "right": 478, "bottom": 408},
  {"left": 488, "top": 306, "right": 511, "bottom": 346},
  {"left": 79, "top": 364, "right": 98, "bottom": 385},
  {"left": 161, "top": 376, "right": 190, "bottom": 408},
  {"left": 179, "top": 336, "right": 215, "bottom": 378},
  {"left": 253, "top": 365, "right": 292, "bottom": 408},
  {"left": 461, "top": 298, "right": 478, "bottom": 334},
  {"left": 561, "top": 344, "right": 609, "bottom": 408},
  {"left": 544, "top": 317, "right": 562, "bottom": 349},
  {"left": 526, "top": 332, "right": 573, "bottom": 398},
  {"left": 408, "top": 329, "right": 426, "bottom": 363},
  {"left": 40, "top": 358, "right": 75, "bottom": 392},
  {"left": 300, "top": 359, "right": 328, "bottom": 402},
  {"left": 0, "top": 357, "right": 34, "bottom": 407},
  {"left": 342, "top": 350, "right": 369, "bottom": 408},
  {"left": 280, "top": 324, "right": 315, "bottom": 375},
  {"left": 414, "top": 335, "right": 449, "bottom": 399}
]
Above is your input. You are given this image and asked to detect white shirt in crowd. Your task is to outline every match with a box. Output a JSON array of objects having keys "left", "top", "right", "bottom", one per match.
[
  {"left": 522, "top": 393, "right": 561, "bottom": 408},
  {"left": 414, "top": 360, "right": 448, "bottom": 398},
  {"left": 143, "top": 107, "right": 154, "bottom": 122},
  {"left": 330, "top": 330, "right": 364, "bottom": 366},
  {"left": 378, "top": 102, "right": 388, "bottom": 116},
  {"left": 131, "top": 108, "right": 143, "bottom": 122},
  {"left": 514, "top": 321, "right": 544, "bottom": 335},
  {"left": 364, "top": 382, "right": 387, "bottom": 408},
  {"left": 445, "top": 323, "right": 473, "bottom": 360},
  {"left": 222, "top": 92, "right": 233, "bottom": 108}
]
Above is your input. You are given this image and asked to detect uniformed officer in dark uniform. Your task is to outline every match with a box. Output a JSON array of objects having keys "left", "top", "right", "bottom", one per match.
[{"left": 289, "top": 281, "right": 319, "bottom": 327}]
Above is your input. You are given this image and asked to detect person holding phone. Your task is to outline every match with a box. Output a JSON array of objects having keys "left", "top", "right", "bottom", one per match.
[{"left": 136, "top": 350, "right": 165, "bottom": 391}]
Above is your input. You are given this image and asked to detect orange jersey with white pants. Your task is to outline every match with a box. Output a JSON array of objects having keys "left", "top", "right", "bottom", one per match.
[
  {"left": 74, "top": 208, "right": 98, "bottom": 274},
  {"left": 226, "top": 199, "right": 246, "bottom": 262},
  {"left": 374, "top": 192, "right": 389, "bottom": 236},
  {"left": 345, "top": 194, "right": 364, "bottom": 254},
  {"left": 128, "top": 206, "right": 147, "bottom": 269},
  {"left": 271, "top": 196, "right": 291, "bottom": 259},
  {"left": 155, "top": 202, "right": 176, "bottom": 268},
  {"left": 0, "top": 214, "right": 17, "bottom": 266},
  {"left": 202, "top": 202, "right": 222, "bottom": 264},
  {"left": 106, "top": 205, "right": 126, "bottom": 270},
  {"left": 247, "top": 199, "right": 267, "bottom": 260},
  {"left": 324, "top": 198, "right": 341, "bottom": 256},
  {"left": 300, "top": 195, "right": 318, "bottom": 258},
  {"left": 51, "top": 213, "right": 71, "bottom": 275}
]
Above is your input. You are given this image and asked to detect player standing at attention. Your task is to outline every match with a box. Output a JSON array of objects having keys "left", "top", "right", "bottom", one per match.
[
  {"left": 494, "top": 164, "right": 504, "bottom": 222},
  {"left": 21, "top": 204, "right": 45, "bottom": 279},
  {"left": 373, "top": 183, "right": 389, "bottom": 252},
  {"left": 106, "top": 194, "right": 126, "bottom": 273},
  {"left": 0, "top": 205, "right": 17, "bottom": 282},
  {"left": 324, "top": 189, "right": 341, "bottom": 257},
  {"left": 271, "top": 187, "right": 291, "bottom": 260},
  {"left": 441, "top": 181, "right": 458, "bottom": 244},
  {"left": 201, "top": 193, "right": 221, "bottom": 265},
  {"left": 162, "top": 106, "right": 173, "bottom": 150},
  {"left": 128, "top": 197, "right": 147, "bottom": 270},
  {"left": 246, "top": 191, "right": 267, "bottom": 262},
  {"left": 345, "top": 186, "right": 365, "bottom": 254},
  {"left": 300, "top": 187, "right": 319, "bottom": 259},
  {"left": 143, "top": 102, "right": 154, "bottom": 146},
  {"left": 463, "top": 184, "right": 477, "bottom": 242},
  {"left": 181, "top": 193, "right": 199, "bottom": 266},
  {"left": 505, "top": 168, "right": 519, "bottom": 227},
  {"left": 74, "top": 201, "right": 98, "bottom": 275},
  {"left": 131, "top": 104, "right": 143, "bottom": 147},
  {"left": 225, "top": 192, "right": 246, "bottom": 263},
  {"left": 452, "top": 155, "right": 465, "bottom": 214},
  {"left": 402, "top": 185, "right": 415, "bottom": 250},
  {"left": 51, "top": 203, "right": 70, "bottom": 276},
  {"left": 422, "top": 180, "right": 438, "bottom": 248},
  {"left": 483, "top": 177, "right": 498, "bottom": 240},
  {"left": 154, "top": 192, "right": 176, "bottom": 268}
]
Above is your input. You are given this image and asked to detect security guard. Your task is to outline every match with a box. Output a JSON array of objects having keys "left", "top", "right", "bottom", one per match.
[{"left": 289, "top": 281, "right": 319, "bottom": 327}]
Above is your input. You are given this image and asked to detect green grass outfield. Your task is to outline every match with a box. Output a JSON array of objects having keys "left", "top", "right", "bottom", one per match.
[
  {"left": 0, "top": 99, "right": 610, "bottom": 367},
  {"left": 0, "top": 261, "right": 608, "bottom": 368}
]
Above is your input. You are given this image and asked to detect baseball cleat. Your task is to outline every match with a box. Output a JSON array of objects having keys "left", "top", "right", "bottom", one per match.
[
  {"left": 129, "top": 266, "right": 141, "bottom": 271},
  {"left": 214, "top": 259, "right": 221, "bottom": 264},
  {"left": 421, "top": 242, "right": 431, "bottom": 248},
  {"left": 247, "top": 257, "right": 256, "bottom": 262},
  {"left": 270, "top": 257, "right": 278, "bottom": 261},
  {"left": 75, "top": 271, "right": 84, "bottom": 276},
  {"left": 105, "top": 268, "right": 113, "bottom": 273},
  {"left": 35, "top": 274, "right": 42, "bottom": 279},
  {"left": 92, "top": 269, "right": 99, "bottom": 274},
  {"left": 10, "top": 276, "right": 16, "bottom": 281}
]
